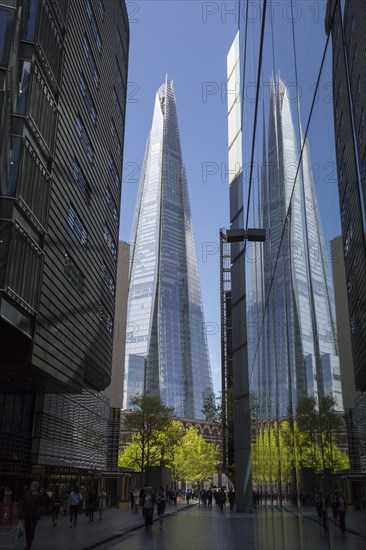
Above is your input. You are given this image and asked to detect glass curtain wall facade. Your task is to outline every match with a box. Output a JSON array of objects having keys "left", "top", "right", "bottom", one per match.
[
  {"left": 249, "top": 78, "right": 343, "bottom": 420},
  {"left": 124, "top": 78, "right": 213, "bottom": 420}
]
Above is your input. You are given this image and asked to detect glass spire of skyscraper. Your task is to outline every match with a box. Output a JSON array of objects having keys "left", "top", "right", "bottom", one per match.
[
  {"left": 123, "top": 78, "right": 213, "bottom": 420},
  {"left": 249, "top": 78, "right": 343, "bottom": 419}
]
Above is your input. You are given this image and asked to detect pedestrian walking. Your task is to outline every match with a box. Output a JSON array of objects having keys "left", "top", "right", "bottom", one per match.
[
  {"left": 228, "top": 489, "right": 235, "bottom": 511},
  {"left": 156, "top": 486, "right": 166, "bottom": 529},
  {"left": 98, "top": 488, "right": 107, "bottom": 520},
  {"left": 142, "top": 487, "right": 155, "bottom": 530},
  {"left": 337, "top": 493, "right": 346, "bottom": 530},
  {"left": 219, "top": 488, "right": 226, "bottom": 513},
  {"left": 19, "top": 481, "right": 43, "bottom": 550},
  {"left": 330, "top": 490, "right": 338, "bottom": 519},
  {"left": 88, "top": 491, "right": 99, "bottom": 523},
  {"left": 51, "top": 487, "right": 61, "bottom": 526},
  {"left": 68, "top": 486, "right": 83, "bottom": 527},
  {"left": 133, "top": 488, "right": 140, "bottom": 513}
]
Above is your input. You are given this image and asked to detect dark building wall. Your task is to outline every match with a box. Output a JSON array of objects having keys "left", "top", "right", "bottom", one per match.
[
  {"left": 326, "top": 0, "right": 366, "bottom": 393},
  {"left": 0, "top": 0, "right": 129, "bottom": 394}
]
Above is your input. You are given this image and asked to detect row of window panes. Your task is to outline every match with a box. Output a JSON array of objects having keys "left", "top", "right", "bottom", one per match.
[
  {"left": 358, "top": 109, "right": 365, "bottom": 147},
  {"left": 347, "top": 258, "right": 358, "bottom": 296},
  {"left": 108, "top": 152, "right": 119, "bottom": 189},
  {"left": 76, "top": 116, "right": 94, "bottom": 162},
  {"left": 97, "top": 0, "right": 105, "bottom": 19},
  {"left": 98, "top": 304, "right": 113, "bottom": 335},
  {"left": 86, "top": 0, "right": 102, "bottom": 54},
  {"left": 114, "top": 58, "right": 124, "bottom": 91},
  {"left": 72, "top": 159, "right": 92, "bottom": 204},
  {"left": 112, "top": 88, "right": 123, "bottom": 127},
  {"left": 116, "top": 27, "right": 126, "bottom": 65},
  {"left": 110, "top": 120, "right": 122, "bottom": 160},
  {"left": 102, "top": 224, "right": 116, "bottom": 258},
  {"left": 39, "top": 0, "right": 63, "bottom": 82},
  {"left": 101, "top": 259, "right": 115, "bottom": 297},
  {"left": 105, "top": 189, "right": 118, "bottom": 223},
  {"left": 68, "top": 204, "right": 88, "bottom": 249},
  {"left": 64, "top": 252, "right": 85, "bottom": 293},
  {"left": 344, "top": 220, "right": 353, "bottom": 257},
  {"left": 79, "top": 74, "right": 97, "bottom": 125},
  {"left": 83, "top": 35, "right": 100, "bottom": 88}
]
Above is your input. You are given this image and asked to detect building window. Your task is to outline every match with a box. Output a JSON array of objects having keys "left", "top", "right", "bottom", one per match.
[
  {"left": 112, "top": 87, "right": 123, "bottom": 127},
  {"left": 347, "top": 258, "right": 358, "bottom": 296},
  {"left": 341, "top": 184, "right": 350, "bottom": 226},
  {"left": 336, "top": 114, "right": 344, "bottom": 155},
  {"left": 344, "top": 220, "right": 353, "bottom": 258},
  {"left": 361, "top": 150, "right": 366, "bottom": 188},
  {"left": 64, "top": 252, "right": 85, "bottom": 293},
  {"left": 358, "top": 108, "right": 365, "bottom": 146},
  {"left": 105, "top": 188, "right": 118, "bottom": 223},
  {"left": 335, "top": 80, "right": 342, "bottom": 121},
  {"left": 354, "top": 77, "right": 361, "bottom": 113},
  {"left": 86, "top": 0, "right": 102, "bottom": 54},
  {"left": 101, "top": 259, "right": 115, "bottom": 297},
  {"left": 338, "top": 147, "right": 346, "bottom": 188},
  {"left": 110, "top": 120, "right": 122, "bottom": 160},
  {"left": 83, "top": 35, "right": 100, "bottom": 88},
  {"left": 68, "top": 204, "right": 88, "bottom": 249},
  {"left": 79, "top": 74, "right": 97, "bottom": 125},
  {"left": 116, "top": 27, "right": 127, "bottom": 65},
  {"left": 72, "top": 159, "right": 92, "bottom": 204},
  {"left": 98, "top": 304, "right": 113, "bottom": 335},
  {"left": 102, "top": 224, "right": 116, "bottom": 258},
  {"left": 350, "top": 45, "right": 358, "bottom": 86},
  {"left": 108, "top": 153, "right": 119, "bottom": 189},
  {"left": 76, "top": 116, "right": 94, "bottom": 162},
  {"left": 97, "top": 0, "right": 105, "bottom": 19},
  {"left": 115, "top": 57, "right": 125, "bottom": 91}
]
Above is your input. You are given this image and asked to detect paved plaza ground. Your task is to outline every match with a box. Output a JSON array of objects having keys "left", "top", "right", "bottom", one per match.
[{"left": 1, "top": 500, "right": 365, "bottom": 550}]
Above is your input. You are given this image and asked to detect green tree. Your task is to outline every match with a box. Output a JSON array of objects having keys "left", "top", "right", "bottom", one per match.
[
  {"left": 122, "top": 394, "right": 175, "bottom": 483},
  {"left": 172, "top": 427, "right": 219, "bottom": 485}
]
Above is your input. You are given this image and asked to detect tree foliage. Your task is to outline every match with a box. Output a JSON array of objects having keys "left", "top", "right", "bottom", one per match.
[
  {"left": 121, "top": 394, "right": 175, "bottom": 478},
  {"left": 252, "top": 395, "right": 349, "bottom": 488}
]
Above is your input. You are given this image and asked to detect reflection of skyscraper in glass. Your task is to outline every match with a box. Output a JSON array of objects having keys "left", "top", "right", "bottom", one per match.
[
  {"left": 250, "top": 78, "right": 343, "bottom": 419},
  {"left": 123, "top": 78, "right": 213, "bottom": 420}
]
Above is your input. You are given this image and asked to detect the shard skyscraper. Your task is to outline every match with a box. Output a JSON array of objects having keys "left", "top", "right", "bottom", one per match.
[
  {"left": 249, "top": 78, "right": 344, "bottom": 419},
  {"left": 123, "top": 78, "right": 213, "bottom": 420}
]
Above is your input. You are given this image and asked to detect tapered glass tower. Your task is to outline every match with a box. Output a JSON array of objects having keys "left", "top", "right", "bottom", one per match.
[
  {"left": 123, "top": 78, "right": 213, "bottom": 420},
  {"left": 249, "top": 78, "right": 344, "bottom": 419}
]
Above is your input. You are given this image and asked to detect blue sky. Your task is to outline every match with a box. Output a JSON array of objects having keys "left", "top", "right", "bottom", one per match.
[{"left": 120, "top": 1, "right": 340, "bottom": 394}]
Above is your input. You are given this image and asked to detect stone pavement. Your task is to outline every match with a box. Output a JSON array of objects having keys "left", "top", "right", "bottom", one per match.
[
  {"left": 1, "top": 501, "right": 365, "bottom": 550},
  {"left": 0, "top": 500, "right": 191, "bottom": 550},
  {"left": 98, "top": 504, "right": 366, "bottom": 550}
]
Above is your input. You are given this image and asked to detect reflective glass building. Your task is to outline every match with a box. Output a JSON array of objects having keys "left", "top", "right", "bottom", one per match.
[
  {"left": 123, "top": 79, "right": 213, "bottom": 420},
  {"left": 249, "top": 78, "right": 343, "bottom": 420}
]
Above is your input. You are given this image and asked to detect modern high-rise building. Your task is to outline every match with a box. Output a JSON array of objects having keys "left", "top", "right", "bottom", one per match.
[
  {"left": 0, "top": 0, "right": 129, "bottom": 494},
  {"left": 123, "top": 78, "right": 213, "bottom": 420},
  {"left": 250, "top": 78, "right": 343, "bottom": 419},
  {"left": 326, "top": 0, "right": 366, "bottom": 471}
]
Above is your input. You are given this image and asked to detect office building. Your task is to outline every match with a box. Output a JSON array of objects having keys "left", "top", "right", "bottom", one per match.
[
  {"left": 326, "top": 0, "right": 366, "bottom": 471},
  {"left": 0, "top": 0, "right": 129, "bottom": 494},
  {"left": 123, "top": 78, "right": 213, "bottom": 420}
]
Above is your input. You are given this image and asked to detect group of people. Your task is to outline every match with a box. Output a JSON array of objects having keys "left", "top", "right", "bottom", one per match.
[
  {"left": 315, "top": 488, "right": 347, "bottom": 530},
  {"left": 199, "top": 488, "right": 235, "bottom": 512},
  {"left": 18, "top": 482, "right": 108, "bottom": 549},
  {"left": 130, "top": 486, "right": 167, "bottom": 530}
]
